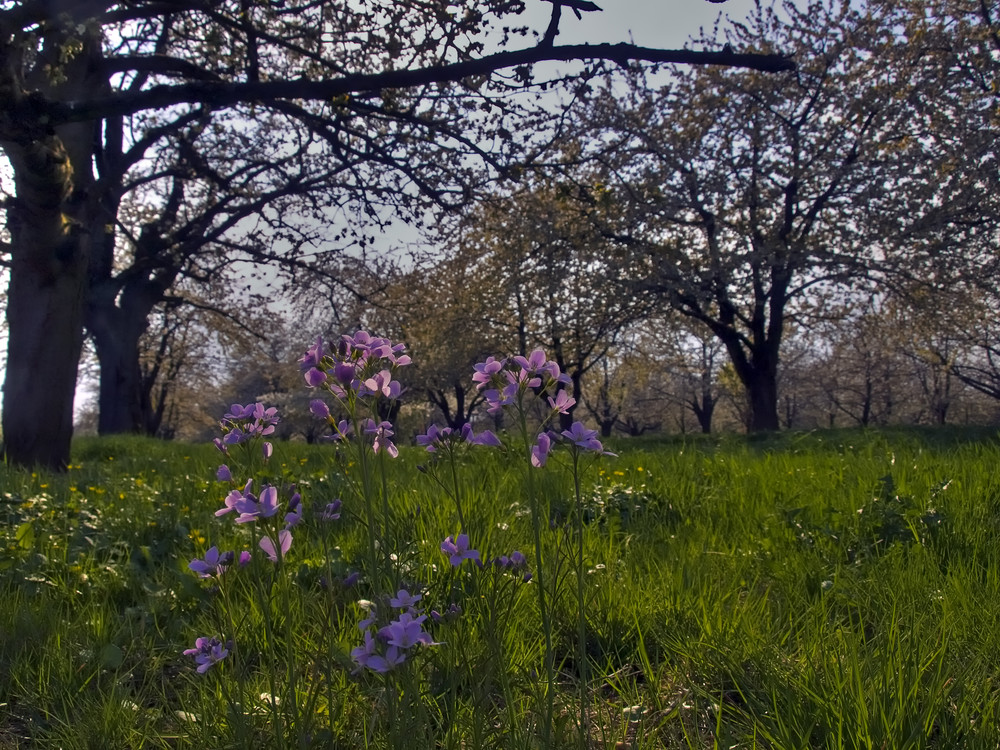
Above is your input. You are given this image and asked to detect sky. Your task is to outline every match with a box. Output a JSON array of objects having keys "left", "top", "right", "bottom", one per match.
[{"left": 525, "top": 0, "right": 760, "bottom": 48}]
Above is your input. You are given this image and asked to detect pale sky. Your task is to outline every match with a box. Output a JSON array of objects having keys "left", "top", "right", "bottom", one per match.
[{"left": 524, "top": 0, "right": 761, "bottom": 48}]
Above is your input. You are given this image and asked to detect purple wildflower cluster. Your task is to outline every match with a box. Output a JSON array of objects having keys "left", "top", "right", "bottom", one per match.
[
  {"left": 213, "top": 478, "right": 302, "bottom": 562},
  {"left": 187, "top": 402, "right": 338, "bottom": 674},
  {"left": 351, "top": 589, "right": 438, "bottom": 673},
  {"left": 472, "top": 349, "right": 573, "bottom": 416},
  {"left": 415, "top": 423, "right": 502, "bottom": 452},
  {"left": 467, "top": 349, "right": 615, "bottom": 466},
  {"left": 214, "top": 402, "right": 279, "bottom": 453},
  {"left": 530, "top": 423, "right": 617, "bottom": 467},
  {"left": 299, "top": 332, "right": 411, "bottom": 450}
]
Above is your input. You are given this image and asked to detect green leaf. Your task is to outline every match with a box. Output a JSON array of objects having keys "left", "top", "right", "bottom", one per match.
[{"left": 15, "top": 522, "right": 34, "bottom": 550}]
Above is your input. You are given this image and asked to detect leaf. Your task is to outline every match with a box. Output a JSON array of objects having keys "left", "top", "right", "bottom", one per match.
[
  {"left": 15, "top": 522, "right": 34, "bottom": 550},
  {"left": 100, "top": 644, "right": 123, "bottom": 669}
]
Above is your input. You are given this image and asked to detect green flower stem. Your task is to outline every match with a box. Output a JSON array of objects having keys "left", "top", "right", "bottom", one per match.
[
  {"left": 571, "top": 449, "right": 589, "bottom": 747},
  {"left": 447, "top": 446, "right": 466, "bottom": 531},
  {"left": 352, "top": 413, "right": 383, "bottom": 592},
  {"left": 249, "top": 523, "right": 286, "bottom": 750},
  {"left": 518, "top": 407, "right": 555, "bottom": 747}
]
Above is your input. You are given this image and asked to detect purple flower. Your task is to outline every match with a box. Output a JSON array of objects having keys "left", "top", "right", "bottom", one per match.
[
  {"left": 259, "top": 529, "right": 292, "bottom": 563},
  {"left": 284, "top": 492, "right": 303, "bottom": 527},
  {"left": 441, "top": 534, "right": 481, "bottom": 567},
  {"left": 219, "top": 402, "right": 279, "bottom": 445},
  {"left": 224, "top": 403, "right": 256, "bottom": 420},
  {"left": 472, "top": 357, "right": 505, "bottom": 390},
  {"left": 238, "top": 551, "right": 252, "bottom": 567},
  {"left": 390, "top": 589, "right": 422, "bottom": 609},
  {"left": 431, "top": 603, "right": 462, "bottom": 623},
  {"left": 547, "top": 390, "right": 576, "bottom": 415},
  {"left": 213, "top": 437, "right": 228, "bottom": 455},
  {"left": 352, "top": 628, "right": 407, "bottom": 674},
  {"left": 561, "top": 422, "right": 605, "bottom": 452},
  {"left": 262, "top": 442, "right": 273, "bottom": 460},
  {"left": 351, "top": 630, "right": 380, "bottom": 670},
  {"left": 505, "top": 366, "right": 542, "bottom": 390},
  {"left": 189, "top": 546, "right": 229, "bottom": 578},
  {"left": 321, "top": 499, "right": 342, "bottom": 521},
  {"left": 234, "top": 485, "right": 281, "bottom": 524},
  {"left": 216, "top": 480, "right": 253, "bottom": 517},
  {"left": 484, "top": 384, "right": 517, "bottom": 415},
  {"left": 309, "top": 399, "right": 330, "bottom": 419},
  {"left": 531, "top": 433, "right": 552, "bottom": 468},
  {"left": 298, "top": 336, "right": 326, "bottom": 371},
  {"left": 184, "top": 636, "right": 229, "bottom": 673},
  {"left": 342, "top": 571, "right": 360, "bottom": 587},
  {"left": 365, "top": 645, "right": 407, "bottom": 674},
  {"left": 358, "top": 601, "right": 377, "bottom": 630},
  {"left": 305, "top": 367, "right": 327, "bottom": 387},
  {"left": 512, "top": 349, "right": 547, "bottom": 374},
  {"left": 362, "top": 369, "right": 402, "bottom": 399},
  {"left": 380, "top": 611, "right": 433, "bottom": 649},
  {"left": 364, "top": 419, "right": 398, "bottom": 458},
  {"left": 463, "top": 424, "right": 502, "bottom": 448},
  {"left": 216, "top": 464, "right": 233, "bottom": 483},
  {"left": 416, "top": 424, "right": 450, "bottom": 452},
  {"left": 333, "top": 361, "right": 356, "bottom": 385}
]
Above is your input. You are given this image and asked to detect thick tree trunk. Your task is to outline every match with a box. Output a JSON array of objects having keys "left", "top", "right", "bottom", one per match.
[
  {"left": 2, "top": 140, "right": 89, "bottom": 470},
  {"left": 86, "top": 275, "right": 160, "bottom": 435},
  {"left": 1, "top": 7, "right": 107, "bottom": 469},
  {"left": 745, "top": 370, "right": 780, "bottom": 432},
  {"left": 91, "top": 317, "right": 146, "bottom": 435}
]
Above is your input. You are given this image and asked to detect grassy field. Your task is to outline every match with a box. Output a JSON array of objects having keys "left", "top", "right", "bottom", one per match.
[{"left": 2, "top": 426, "right": 999, "bottom": 748}]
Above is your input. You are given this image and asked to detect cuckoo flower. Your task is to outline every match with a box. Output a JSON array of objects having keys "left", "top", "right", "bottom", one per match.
[
  {"left": 380, "top": 611, "right": 434, "bottom": 649},
  {"left": 364, "top": 419, "right": 399, "bottom": 458},
  {"left": 472, "top": 356, "right": 505, "bottom": 390},
  {"left": 548, "top": 389, "right": 576, "bottom": 415},
  {"left": 390, "top": 589, "right": 422, "bottom": 609},
  {"left": 184, "top": 636, "right": 230, "bottom": 674},
  {"left": 441, "top": 534, "right": 480, "bottom": 567},
  {"left": 189, "top": 546, "right": 233, "bottom": 578},
  {"left": 216, "top": 480, "right": 254, "bottom": 517},
  {"left": 561, "top": 422, "right": 615, "bottom": 455},
  {"left": 259, "top": 529, "right": 293, "bottom": 563},
  {"left": 512, "top": 348, "right": 548, "bottom": 375},
  {"left": 531, "top": 432, "right": 553, "bottom": 468},
  {"left": 234, "top": 485, "right": 281, "bottom": 524}
]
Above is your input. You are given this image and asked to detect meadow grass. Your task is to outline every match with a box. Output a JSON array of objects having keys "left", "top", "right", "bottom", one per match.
[{"left": 1, "top": 427, "right": 999, "bottom": 748}]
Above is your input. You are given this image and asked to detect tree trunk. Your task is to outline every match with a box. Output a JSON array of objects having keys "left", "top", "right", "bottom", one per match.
[
  {"left": 1, "top": 140, "right": 90, "bottom": 470},
  {"left": 691, "top": 393, "right": 715, "bottom": 434},
  {"left": 90, "top": 316, "right": 146, "bottom": 435},
  {"left": 715, "top": 326, "right": 781, "bottom": 433},
  {"left": 745, "top": 370, "right": 780, "bottom": 432},
  {"left": 86, "top": 276, "right": 161, "bottom": 435},
  {"left": 1, "top": 8, "right": 107, "bottom": 469}
]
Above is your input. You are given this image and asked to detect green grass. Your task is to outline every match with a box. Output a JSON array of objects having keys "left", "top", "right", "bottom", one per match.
[{"left": 2, "top": 427, "right": 1000, "bottom": 748}]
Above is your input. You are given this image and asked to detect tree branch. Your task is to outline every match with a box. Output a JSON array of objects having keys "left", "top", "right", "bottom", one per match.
[{"left": 55, "top": 42, "right": 793, "bottom": 123}]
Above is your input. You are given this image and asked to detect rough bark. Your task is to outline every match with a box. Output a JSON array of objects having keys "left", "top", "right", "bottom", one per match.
[{"left": 2, "top": 139, "right": 90, "bottom": 469}]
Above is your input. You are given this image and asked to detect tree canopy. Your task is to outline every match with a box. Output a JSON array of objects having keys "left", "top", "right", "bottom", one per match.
[{"left": 0, "top": 0, "right": 791, "bottom": 469}]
